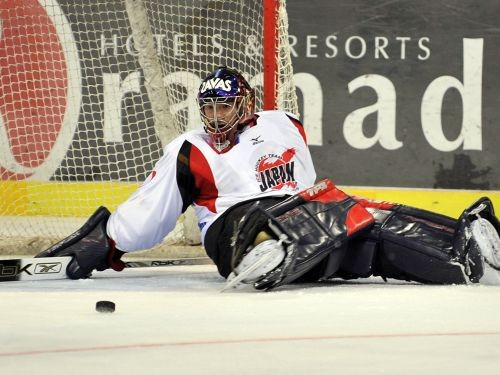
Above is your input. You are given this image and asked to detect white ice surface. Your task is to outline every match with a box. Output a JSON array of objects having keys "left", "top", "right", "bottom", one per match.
[{"left": 1, "top": 264, "right": 500, "bottom": 375}]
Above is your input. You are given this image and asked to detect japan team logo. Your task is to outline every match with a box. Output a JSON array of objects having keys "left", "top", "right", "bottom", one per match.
[
  {"left": 255, "top": 148, "right": 297, "bottom": 192},
  {"left": 0, "top": 0, "right": 81, "bottom": 181}
]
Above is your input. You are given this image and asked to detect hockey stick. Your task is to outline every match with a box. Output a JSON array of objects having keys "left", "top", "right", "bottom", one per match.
[
  {"left": 0, "top": 256, "right": 212, "bottom": 282},
  {"left": 124, "top": 257, "right": 212, "bottom": 268}
]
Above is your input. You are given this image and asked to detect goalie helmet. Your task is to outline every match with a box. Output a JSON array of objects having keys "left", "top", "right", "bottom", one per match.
[{"left": 197, "top": 66, "right": 255, "bottom": 152}]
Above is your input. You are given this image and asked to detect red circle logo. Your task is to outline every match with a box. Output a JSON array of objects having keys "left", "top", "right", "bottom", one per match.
[{"left": 0, "top": 0, "right": 81, "bottom": 180}]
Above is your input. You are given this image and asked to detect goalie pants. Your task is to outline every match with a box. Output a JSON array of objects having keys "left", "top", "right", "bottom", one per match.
[{"left": 205, "top": 197, "right": 469, "bottom": 284}]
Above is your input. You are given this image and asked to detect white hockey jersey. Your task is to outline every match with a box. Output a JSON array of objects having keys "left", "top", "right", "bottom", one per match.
[{"left": 107, "top": 110, "right": 317, "bottom": 252}]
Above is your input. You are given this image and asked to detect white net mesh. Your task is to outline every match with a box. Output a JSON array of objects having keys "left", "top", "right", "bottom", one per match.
[
  {"left": 0, "top": 0, "right": 297, "bottom": 253},
  {"left": 277, "top": 0, "right": 298, "bottom": 113}
]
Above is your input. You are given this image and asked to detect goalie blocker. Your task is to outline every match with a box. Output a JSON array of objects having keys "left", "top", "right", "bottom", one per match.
[
  {"left": 35, "top": 207, "right": 126, "bottom": 279},
  {"left": 230, "top": 179, "right": 500, "bottom": 290}
]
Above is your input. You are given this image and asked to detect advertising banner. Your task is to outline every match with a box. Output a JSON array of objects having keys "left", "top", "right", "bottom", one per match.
[
  {"left": 1, "top": 0, "right": 498, "bottom": 192},
  {"left": 287, "top": 0, "right": 499, "bottom": 190}
]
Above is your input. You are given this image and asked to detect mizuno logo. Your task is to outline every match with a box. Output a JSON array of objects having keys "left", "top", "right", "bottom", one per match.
[
  {"left": 200, "top": 78, "right": 233, "bottom": 93},
  {"left": 251, "top": 135, "right": 263, "bottom": 145}
]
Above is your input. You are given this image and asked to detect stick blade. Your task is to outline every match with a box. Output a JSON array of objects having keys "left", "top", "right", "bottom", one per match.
[{"left": 0, "top": 256, "right": 72, "bottom": 282}]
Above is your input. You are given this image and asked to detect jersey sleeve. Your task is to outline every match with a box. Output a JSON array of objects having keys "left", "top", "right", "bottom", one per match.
[
  {"left": 107, "top": 137, "right": 189, "bottom": 252},
  {"left": 285, "top": 113, "right": 307, "bottom": 144}
]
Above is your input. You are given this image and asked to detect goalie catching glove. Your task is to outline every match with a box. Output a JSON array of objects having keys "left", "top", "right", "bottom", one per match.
[{"left": 35, "top": 206, "right": 125, "bottom": 279}]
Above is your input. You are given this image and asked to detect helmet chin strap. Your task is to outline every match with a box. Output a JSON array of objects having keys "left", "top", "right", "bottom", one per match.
[
  {"left": 209, "top": 127, "right": 231, "bottom": 152},
  {"left": 211, "top": 123, "right": 245, "bottom": 152}
]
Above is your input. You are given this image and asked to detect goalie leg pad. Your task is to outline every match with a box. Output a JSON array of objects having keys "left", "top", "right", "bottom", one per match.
[
  {"left": 233, "top": 180, "right": 374, "bottom": 290},
  {"left": 335, "top": 197, "right": 500, "bottom": 285},
  {"left": 374, "top": 241, "right": 467, "bottom": 284},
  {"left": 366, "top": 205, "right": 468, "bottom": 284},
  {"left": 334, "top": 238, "right": 378, "bottom": 279}
]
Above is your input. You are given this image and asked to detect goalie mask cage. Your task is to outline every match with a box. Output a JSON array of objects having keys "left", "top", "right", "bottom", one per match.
[{"left": 0, "top": 0, "right": 298, "bottom": 253}]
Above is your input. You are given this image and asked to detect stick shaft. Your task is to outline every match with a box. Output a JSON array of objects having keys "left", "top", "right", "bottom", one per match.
[{"left": 0, "top": 256, "right": 212, "bottom": 282}]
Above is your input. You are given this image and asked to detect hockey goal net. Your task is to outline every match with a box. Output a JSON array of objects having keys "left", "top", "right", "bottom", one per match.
[{"left": 0, "top": 0, "right": 297, "bottom": 254}]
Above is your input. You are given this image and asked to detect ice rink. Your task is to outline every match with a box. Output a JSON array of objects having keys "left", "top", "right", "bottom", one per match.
[{"left": 2, "top": 263, "right": 500, "bottom": 375}]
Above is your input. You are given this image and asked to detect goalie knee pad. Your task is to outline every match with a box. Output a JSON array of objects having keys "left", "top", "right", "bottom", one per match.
[{"left": 232, "top": 179, "right": 374, "bottom": 290}]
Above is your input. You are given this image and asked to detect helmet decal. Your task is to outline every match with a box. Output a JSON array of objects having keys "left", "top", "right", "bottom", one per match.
[
  {"left": 199, "top": 78, "right": 233, "bottom": 94},
  {"left": 197, "top": 67, "right": 255, "bottom": 152}
]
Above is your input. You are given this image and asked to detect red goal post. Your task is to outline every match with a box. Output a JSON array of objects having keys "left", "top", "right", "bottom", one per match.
[
  {"left": 264, "top": 0, "right": 279, "bottom": 111},
  {"left": 0, "top": 0, "right": 298, "bottom": 253}
]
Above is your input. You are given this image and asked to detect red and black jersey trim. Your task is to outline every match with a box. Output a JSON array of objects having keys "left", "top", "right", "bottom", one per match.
[
  {"left": 245, "top": 114, "right": 259, "bottom": 128},
  {"left": 176, "top": 141, "right": 198, "bottom": 213},
  {"left": 177, "top": 140, "right": 218, "bottom": 213},
  {"left": 286, "top": 114, "right": 307, "bottom": 144}
]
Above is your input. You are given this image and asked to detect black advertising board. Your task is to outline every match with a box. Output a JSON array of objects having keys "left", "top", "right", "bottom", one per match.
[{"left": 287, "top": 0, "right": 499, "bottom": 189}]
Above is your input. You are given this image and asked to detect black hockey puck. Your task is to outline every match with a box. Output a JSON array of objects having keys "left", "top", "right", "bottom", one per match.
[{"left": 96, "top": 300, "right": 115, "bottom": 313}]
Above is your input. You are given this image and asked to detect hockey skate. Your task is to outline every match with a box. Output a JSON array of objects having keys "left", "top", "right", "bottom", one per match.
[
  {"left": 455, "top": 198, "right": 500, "bottom": 285},
  {"left": 222, "top": 238, "right": 286, "bottom": 291},
  {"left": 470, "top": 218, "right": 500, "bottom": 285}
]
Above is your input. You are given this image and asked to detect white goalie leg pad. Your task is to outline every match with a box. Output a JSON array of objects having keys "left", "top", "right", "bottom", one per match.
[
  {"left": 472, "top": 218, "right": 500, "bottom": 285},
  {"left": 222, "top": 240, "right": 286, "bottom": 291}
]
